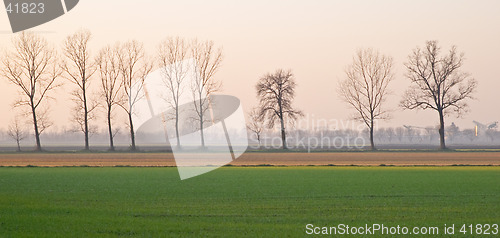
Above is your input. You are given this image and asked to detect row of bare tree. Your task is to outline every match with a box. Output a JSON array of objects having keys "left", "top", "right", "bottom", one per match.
[
  {"left": 1, "top": 30, "right": 477, "bottom": 152},
  {"left": 246, "top": 125, "right": 500, "bottom": 149},
  {"left": 250, "top": 41, "right": 477, "bottom": 150},
  {"left": 2, "top": 30, "right": 222, "bottom": 151},
  {"left": 158, "top": 38, "right": 222, "bottom": 149}
]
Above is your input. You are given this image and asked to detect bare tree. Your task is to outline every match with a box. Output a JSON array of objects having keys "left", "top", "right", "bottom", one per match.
[
  {"left": 425, "top": 126, "right": 439, "bottom": 143},
  {"left": 62, "top": 29, "right": 97, "bottom": 151},
  {"left": 338, "top": 49, "right": 394, "bottom": 150},
  {"left": 158, "top": 37, "right": 189, "bottom": 149},
  {"left": 447, "top": 122, "right": 459, "bottom": 143},
  {"left": 401, "top": 41, "right": 477, "bottom": 150},
  {"left": 395, "top": 127, "right": 405, "bottom": 142},
  {"left": 385, "top": 127, "right": 395, "bottom": 142},
  {"left": 256, "top": 69, "right": 303, "bottom": 150},
  {"left": 191, "top": 40, "right": 223, "bottom": 148},
  {"left": 7, "top": 116, "right": 28, "bottom": 152},
  {"left": 462, "top": 129, "right": 476, "bottom": 142},
  {"left": 405, "top": 127, "right": 416, "bottom": 142},
  {"left": 247, "top": 107, "right": 265, "bottom": 147},
  {"left": 118, "top": 40, "right": 153, "bottom": 151},
  {"left": 2, "top": 31, "right": 61, "bottom": 151},
  {"left": 376, "top": 128, "right": 386, "bottom": 142},
  {"left": 96, "top": 45, "right": 123, "bottom": 151}
]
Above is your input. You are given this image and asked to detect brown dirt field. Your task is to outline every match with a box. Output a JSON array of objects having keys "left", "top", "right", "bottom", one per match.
[{"left": 0, "top": 152, "right": 499, "bottom": 167}]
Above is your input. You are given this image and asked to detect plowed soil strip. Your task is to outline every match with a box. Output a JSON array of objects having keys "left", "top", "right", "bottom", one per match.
[{"left": 0, "top": 152, "right": 498, "bottom": 167}]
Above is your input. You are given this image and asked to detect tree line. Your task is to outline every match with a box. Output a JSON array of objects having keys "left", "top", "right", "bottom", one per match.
[
  {"left": 1, "top": 30, "right": 478, "bottom": 152},
  {"left": 251, "top": 42, "right": 477, "bottom": 151},
  {"left": 2, "top": 30, "right": 222, "bottom": 152}
]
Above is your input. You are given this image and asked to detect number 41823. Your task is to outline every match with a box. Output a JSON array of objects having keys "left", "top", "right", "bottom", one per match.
[
  {"left": 6, "top": 3, "right": 45, "bottom": 14},
  {"left": 460, "top": 224, "right": 498, "bottom": 235}
]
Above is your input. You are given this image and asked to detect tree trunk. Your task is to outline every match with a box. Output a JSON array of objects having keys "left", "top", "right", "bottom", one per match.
[
  {"left": 107, "top": 107, "right": 115, "bottom": 151},
  {"left": 31, "top": 103, "right": 42, "bottom": 152},
  {"left": 369, "top": 121, "right": 376, "bottom": 151},
  {"left": 175, "top": 107, "right": 181, "bottom": 149},
  {"left": 280, "top": 116, "right": 287, "bottom": 150},
  {"left": 128, "top": 112, "right": 136, "bottom": 151},
  {"left": 199, "top": 98, "right": 205, "bottom": 149},
  {"left": 438, "top": 109, "right": 446, "bottom": 150},
  {"left": 16, "top": 140, "right": 21, "bottom": 152},
  {"left": 83, "top": 87, "right": 90, "bottom": 151},
  {"left": 278, "top": 96, "right": 287, "bottom": 150}
]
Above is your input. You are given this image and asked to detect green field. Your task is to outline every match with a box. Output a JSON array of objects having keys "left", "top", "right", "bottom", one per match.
[{"left": 0, "top": 167, "right": 498, "bottom": 237}]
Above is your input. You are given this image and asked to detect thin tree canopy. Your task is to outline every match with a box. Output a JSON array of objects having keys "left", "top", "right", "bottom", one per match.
[
  {"left": 2, "top": 31, "right": 62, "bottom": 151},
  {"left": 338, "top": 48, "right": 394, "bottom": 150},
  {"left": 256, "top": 69, "right": 303, "bottom": 149},
  {"left": 401, "top": 41, "right": 477, "bottom": 149}
]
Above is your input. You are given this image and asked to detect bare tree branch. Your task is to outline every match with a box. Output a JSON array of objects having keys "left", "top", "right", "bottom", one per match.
[
  {"left": 96, "top": 44, "right": 124, "bottom": 151},
  {"left": 1, "top": 31, "right": 62, "bottom": 151},
  {"left": 7, "top": 116, "right": 28, "bottom": 152},
  {"left": 117, "top": 40, "right": 153, "bottom": 151},
  {"left": 191, "top": 39, "right": 223, "bottom": 148},
  {"left": 338, "top": 48, "right": 394, "bottom": 150},
  {"left": 62, "top": 29, "right": 96, "bottom": 150},
  {"left": 158, "top": 37, "right": 190, "bottom": 148},
  {"left": 400, "top": 41, "right": 477, "bottom": 149},
  {"left": 247, "top": 107, "right": 265, "bottom": 147},
  {"left": 256, "top": 69, "right": 303, "bottom": 150}
]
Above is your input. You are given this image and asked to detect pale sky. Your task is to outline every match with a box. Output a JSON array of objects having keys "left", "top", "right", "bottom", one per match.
[{"left": 0, "top": 0, "right": 499, "bottom": 132}]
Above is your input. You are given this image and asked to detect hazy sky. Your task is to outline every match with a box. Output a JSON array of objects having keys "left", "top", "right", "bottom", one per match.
[{"left": 0, "top": 0, "right": 499, "bottom": 132}]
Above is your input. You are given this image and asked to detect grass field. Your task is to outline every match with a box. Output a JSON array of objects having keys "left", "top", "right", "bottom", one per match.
[{"left": 0, "top": 167, "right": 498, "bottom": 237}]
